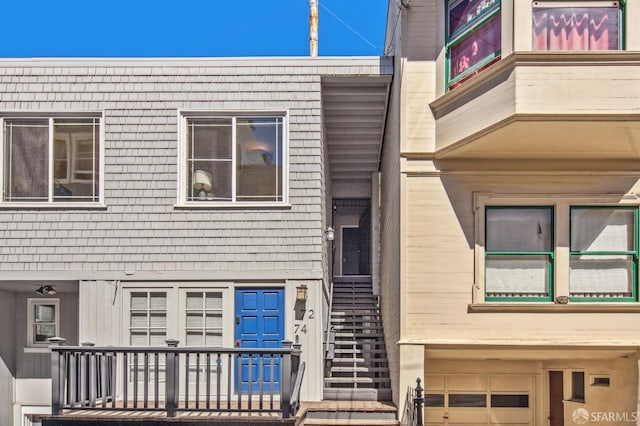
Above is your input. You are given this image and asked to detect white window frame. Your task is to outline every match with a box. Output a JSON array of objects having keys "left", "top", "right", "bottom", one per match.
[
  {"left": 0, "top": 113, "right": 105, "bottom": 207},
  {"left": 27, "top": 298, "right": 60, "bottom": 347},
  {"left": 177, "top": 110, "right": 289, "bottom": 208},
  {"left": 473, "top": 192, "right": 640, "bottom": 304}
]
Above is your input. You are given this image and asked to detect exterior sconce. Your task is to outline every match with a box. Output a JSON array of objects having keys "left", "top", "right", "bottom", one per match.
[
  {"left": 296, "top": 284, "right": 308, "bottom": 302},
  {"left": 35, "top": 285, "right": 57, "bottom": 296},
  {"left": 555, "top": 295, "right": 569, "bottom": 304},
  {"left": 325, "top": 227, "right": 335, "bottom": 241}
]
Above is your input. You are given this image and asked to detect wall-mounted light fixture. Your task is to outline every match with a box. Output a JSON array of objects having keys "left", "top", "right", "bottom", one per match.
[
  {"left": 296, "top": 284, "right": 308, "bottom": 302},
  {"left": 325, "top": 227, "right": 335, "bottom": 241},
  {"left": 35, "top": 285, "right": 57, "bottom": 296}
]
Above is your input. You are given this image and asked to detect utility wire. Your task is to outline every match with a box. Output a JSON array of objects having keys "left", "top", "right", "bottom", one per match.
[{"left": 318, "top": 1, "right": 378, "bottom": 51}]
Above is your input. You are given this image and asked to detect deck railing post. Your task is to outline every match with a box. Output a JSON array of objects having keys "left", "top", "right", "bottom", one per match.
[
  {"left": 49, "top": 337, "right": 67, "bottom": 416},
  {"left": 280, "top": 340, "right": 293, "bottom": 418},
  {"left": 165, "top": 339, "right": 179, "bottom": 417},
  {"left": 414, "top": 377, "right": 424, "bottom": 426},
  {"left": 82, "top": 342, "right": 96, "bottom": 407}
]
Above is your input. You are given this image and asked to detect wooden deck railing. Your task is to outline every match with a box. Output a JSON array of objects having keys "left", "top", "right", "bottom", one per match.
[{"left": 49, "top": 337, "right": 304, "bottom": 418}]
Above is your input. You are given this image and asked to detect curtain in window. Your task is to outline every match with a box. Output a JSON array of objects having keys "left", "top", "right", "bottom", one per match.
[
  {"left": 450, "top": 14, "right": 501, "bottom": 81},
  {"left": 570, "top": 208, "right": 634, "bottom": 297},
  {"left": 485, "top": 208, "right": 552, "bottom": 297},
  {"left": 4, "top": 119, "right": 49, "bottom": 201},
  {"left": 532, "top": 7, "right": 618, "bottom": 51}
]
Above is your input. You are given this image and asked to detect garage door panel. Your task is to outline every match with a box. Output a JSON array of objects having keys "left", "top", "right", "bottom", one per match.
[
  {"left": 448, "top": 375, "right": 488, "bottom": 391},
  {"left": 491, "top": 408, "right": 531, "bottom": 424},
  {"left": 449, "top": 408, "right": 488, "bottom": 423},
  {"left": 490, "top": 375, "right": 533, "bottom": 392},
  {"left": 425, "top": 375, "right": 446, "bottom": 391},
  {"left": 425, "top": 408, "right": 446, "bottom": 424}
]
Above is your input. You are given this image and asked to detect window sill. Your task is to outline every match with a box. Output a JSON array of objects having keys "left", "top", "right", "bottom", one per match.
[
  {"left": 174, "top": 202, "right": 292, "bottom": 210},
  {"left": 0, "top": 203, "right": 107, "bottom": 210},
  {"left": 23, "top": 347, "right": 51, "bottom": 354},
  {"left": 468, "top": 303, "right": 640, "bottom": 313}
]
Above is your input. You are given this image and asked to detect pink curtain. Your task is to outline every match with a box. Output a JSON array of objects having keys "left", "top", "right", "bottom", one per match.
[{"left": 532, "top": 8, "right": 615, "bottom": 51}]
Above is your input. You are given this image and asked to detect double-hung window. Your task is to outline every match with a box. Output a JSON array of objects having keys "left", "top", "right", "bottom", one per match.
[
  {"left": 532, "top": 1, "right": 622, "bottom": 51},
  {"left": 485, "top": 207, "right": 554, "bottom": 301},
  {"left": 2, "top": 117, "right": 101, "bottom": 204},
  {"left": 570, "top": 207, "right": 637, "bottom": 301},
  {"left": 28, "top": 299, "right": 60, "bottom": 347},
  {"left": 447, "top": 0, "right": 501, "bottom": 89},
  {"left": 181, "top": 113, "right": 287, "bottom": 205}
]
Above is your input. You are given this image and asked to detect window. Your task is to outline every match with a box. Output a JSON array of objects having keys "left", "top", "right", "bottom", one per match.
[
  {"left": 2, "top": 117, "right": 101, "bottom": 203},
  {"left": 572, "top": 371, "right": 585, "bottom": 402},
  {"left": 27, "top": 299, "right": 59, "bottom": 346},
  {"left": 485, "top": 207, "right": 554, "bottom": 301},
  {"left": 447, "top": 0, "right": 501, "bottom": 89},
  {"left": 185, "top": 291, "right": 223, "bottom": 347},
  {"left": 533, "top": 1, "right": 622, "bottom": 51},
  {"left": 129, "top": 292, "right": 167, "bottom": 346},
  {"left": 570, "top": 207, "right": 637, "bottom": 300},
  {"left": 181, "top": 113, "right": 286, "bottom": 205}
]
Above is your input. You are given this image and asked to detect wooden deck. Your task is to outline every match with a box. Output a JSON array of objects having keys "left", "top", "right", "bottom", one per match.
[{"left": 41, "top": 400, "right": 397, "bottom": 426}]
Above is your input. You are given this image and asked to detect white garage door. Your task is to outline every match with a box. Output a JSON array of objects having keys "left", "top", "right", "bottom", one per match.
[{"left": 424, "top": 374, "right": 534, "bottom": 426}]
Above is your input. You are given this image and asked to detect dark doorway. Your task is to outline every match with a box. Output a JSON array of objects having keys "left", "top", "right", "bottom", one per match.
[
  {"left": 549, "top": 371, "right": 564, "bottom": 426},
  {"left": 333, "top": 199, "right": 371, "bottom": 277}
]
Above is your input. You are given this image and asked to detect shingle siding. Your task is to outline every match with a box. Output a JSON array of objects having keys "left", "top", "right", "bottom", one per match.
[{"left": 0, "top": 58, "right": 390, "bottom": 276}]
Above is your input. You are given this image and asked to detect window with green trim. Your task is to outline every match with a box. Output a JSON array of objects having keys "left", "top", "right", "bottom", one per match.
[
  {"left": 447, "top": 0, "right": 501, "bottom": 90},
  {"left": 569, "top": 207, "right": 637, "bottom": 301},
  {"left": 485, "top": 207, "right": 554, "bottom": 301}
]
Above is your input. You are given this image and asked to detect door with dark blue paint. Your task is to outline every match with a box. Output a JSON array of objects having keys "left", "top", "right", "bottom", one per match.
[{"left": 235, "top": 288, "right": 284, "bottom": 393}]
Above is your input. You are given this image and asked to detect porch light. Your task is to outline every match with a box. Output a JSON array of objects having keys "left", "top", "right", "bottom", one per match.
[
  {"left": 296, "top": 284, "right": 308, "bottom": 302},
  {"left": 35, "top": 285, "right": 57, "bottom": 296},
  {"left": 325, "top": 226, "right": 335, "bottom": 241}
]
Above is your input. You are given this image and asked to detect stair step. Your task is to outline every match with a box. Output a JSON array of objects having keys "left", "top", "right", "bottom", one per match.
[
  {"left": 334, "top": 332, "right": 384, "bottom": 338},
  {"left": 325, "top": 377, "right": 390, "bottom": 385},
  {"left": 304, "top": 419, "right": 398, "bottom": 425},
  {"left": 323, "top": 388, "right": 393, "bottom": 402},
  {"left": 330, "top": 366, "right": 390, "bottom": 373}
]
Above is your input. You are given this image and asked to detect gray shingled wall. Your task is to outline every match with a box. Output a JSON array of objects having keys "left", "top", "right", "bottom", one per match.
[{"left": 0, "top": 58, "right": 391, "bottom": 277}]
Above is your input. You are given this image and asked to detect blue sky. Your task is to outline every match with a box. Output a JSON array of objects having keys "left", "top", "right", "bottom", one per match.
[{"left": 0, "top": 0, "right": 389, "bottom": 57}]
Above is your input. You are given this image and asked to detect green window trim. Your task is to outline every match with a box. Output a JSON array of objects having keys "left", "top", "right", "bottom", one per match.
[
  {"left": 484, "top": 206, "right": 555, "bottom": 302},
  {"left": 446, "top": 0, "right": 502, "bottom": 89},
  {"left": 569, "top": 206, "right": 638, "bottom": 302}
]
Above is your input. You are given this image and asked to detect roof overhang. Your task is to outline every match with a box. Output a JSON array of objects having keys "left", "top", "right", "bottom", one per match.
[{"left": 322, "top": 75, "right": 392, "bottom": 191}]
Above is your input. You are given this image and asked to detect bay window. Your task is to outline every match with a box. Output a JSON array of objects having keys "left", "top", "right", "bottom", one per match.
[
  {"left": 532, "top": 1, "right": 622, "bottom": 51},
  {"left": 181, "top": 113, "right": 287, "bottom": 205},
  {"left": 447, "top": 0, "right": 501, "bottom": 89},
  {"left": 485, "top": 207, "right": 554, "bottom": 301},
  {"left": 2, "top": 117, "right": 101, "bottom": 204}
]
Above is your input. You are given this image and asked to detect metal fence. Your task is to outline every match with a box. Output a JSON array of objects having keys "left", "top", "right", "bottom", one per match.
[
  {"left": 404, "top": 377, "right": 424, "bottom": 426},
  {"left": 50, "top": 337, "right": 304, "bottom": 418}
]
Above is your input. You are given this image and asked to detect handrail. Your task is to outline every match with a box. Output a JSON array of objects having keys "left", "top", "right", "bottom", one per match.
[
  {"left": 289, "top": 361, "right": 306, "bottom": 416},
  {"left": 50, "top": 337, "right": 303, "bottom": 419},
  {"left": 324, "top": 278, "right": 334, "bottom": 360}
]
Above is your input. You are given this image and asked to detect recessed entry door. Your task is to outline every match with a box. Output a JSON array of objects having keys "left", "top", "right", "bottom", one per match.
[{"left": 234, "top": 288, "right": 284, "bottom": 392}]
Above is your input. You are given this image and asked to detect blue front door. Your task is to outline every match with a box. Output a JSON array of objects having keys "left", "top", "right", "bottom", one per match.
[{"left": 235, "top": 288, "right": 284, "bottom": 392}]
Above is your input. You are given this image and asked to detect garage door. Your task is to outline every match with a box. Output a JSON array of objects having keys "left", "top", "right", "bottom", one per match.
[{"left": 424, "top": 374, "right": 534, "bottom": 425}]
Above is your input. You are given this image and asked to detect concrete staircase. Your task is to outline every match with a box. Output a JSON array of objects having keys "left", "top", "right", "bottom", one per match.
[{"left": 324, "top": 278, "right": 392, "bottom": 402}]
